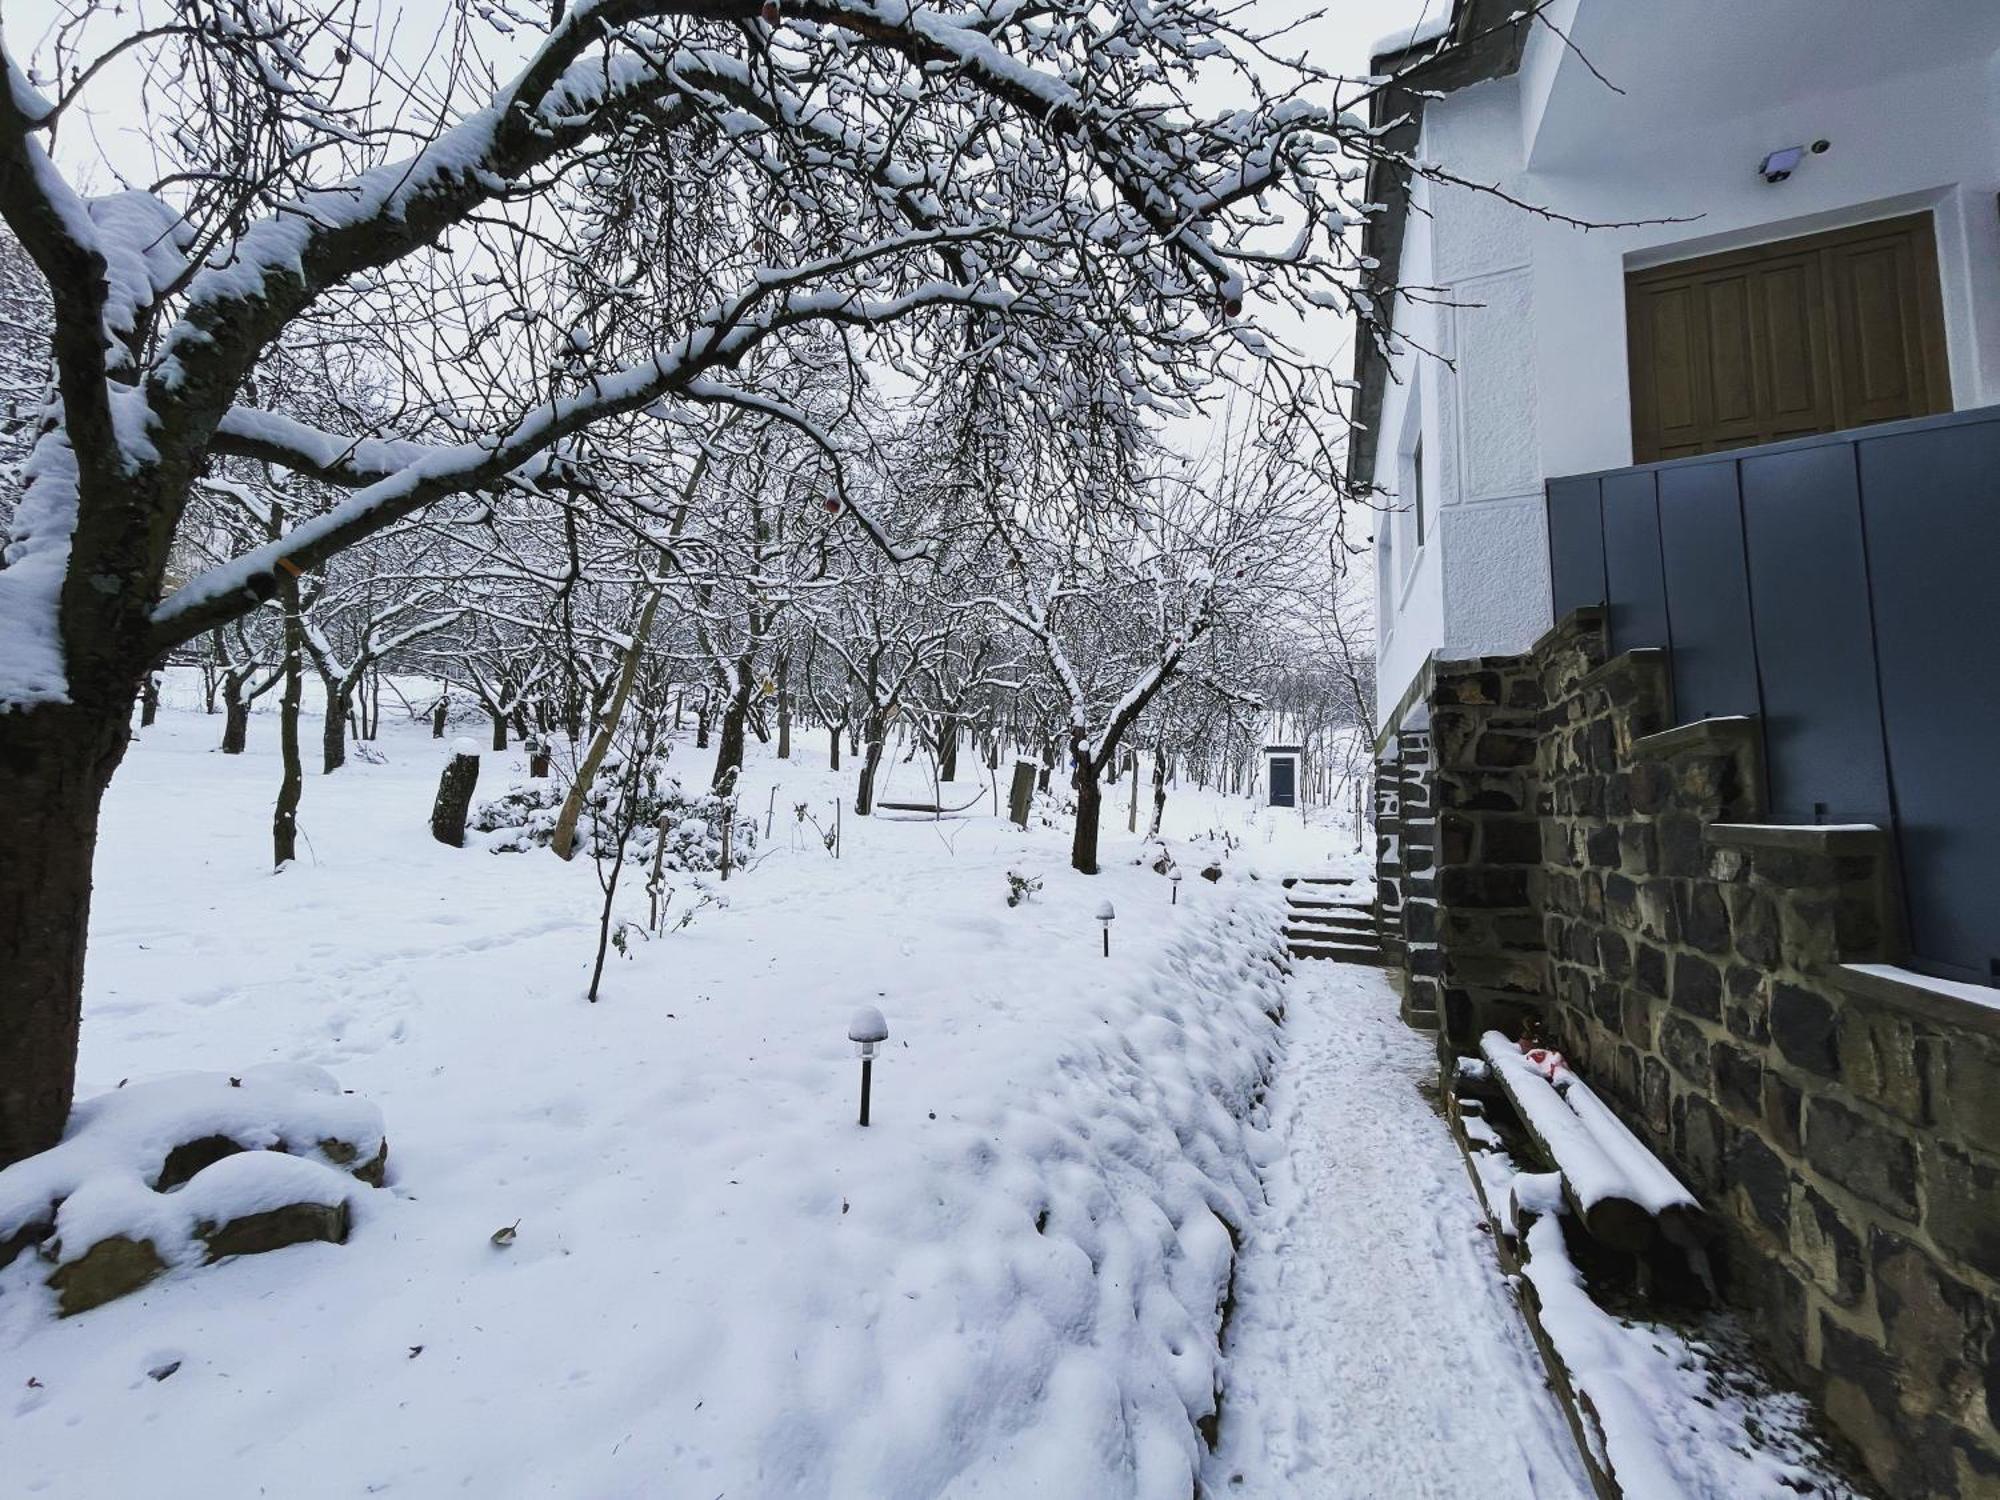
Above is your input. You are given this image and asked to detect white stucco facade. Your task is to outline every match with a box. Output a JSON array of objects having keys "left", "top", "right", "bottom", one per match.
[{"left": 1371, "top": 0, "right": 2000, "bottom": 732}]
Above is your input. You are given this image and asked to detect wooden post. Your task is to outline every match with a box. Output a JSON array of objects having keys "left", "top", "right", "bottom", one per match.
[
  {"left": 431, "top": 745, "right": 481, "bottom": 847},
  {"left": 1008, "top": 759, "right": 1036, "bottom": 828}
]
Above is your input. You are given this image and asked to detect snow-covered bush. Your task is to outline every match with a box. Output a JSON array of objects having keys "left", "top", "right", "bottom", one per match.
[
  {"left": 1005, "top": 869, "right": 1043, "bottom": 907},
  {"left": 471, "top": 748, "right": 753, "bottom": 868}
]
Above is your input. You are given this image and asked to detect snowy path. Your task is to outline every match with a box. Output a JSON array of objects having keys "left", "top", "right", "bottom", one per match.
[{"left": 1203, "top": 963, "right": 1594, "bottom": 1500}]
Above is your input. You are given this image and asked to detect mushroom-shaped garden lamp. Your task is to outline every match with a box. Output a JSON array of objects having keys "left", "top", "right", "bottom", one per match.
[
  {"left": 1096, "top": 899, "right": 1116, "bottom": 957},
  {"left": 1169, "top": 869, "right": 1183, "bottom": 905},
  {"left": 849, "top": 1006, "right": 889, "bottom": 1126}
]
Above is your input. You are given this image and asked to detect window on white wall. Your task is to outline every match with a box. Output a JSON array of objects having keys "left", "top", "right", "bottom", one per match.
[
  {"left": 1413, "top": 437, "right": 1426, "bottom": 549},
  {"left": 1395, "top": 396, "right": 1423, "bottom": 589}
]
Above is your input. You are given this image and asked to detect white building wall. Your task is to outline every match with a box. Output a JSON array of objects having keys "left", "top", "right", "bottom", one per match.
[
  {"left": 1374, "top": 76, "right": 1552, "bottom": 728},
  {"left": 1372, "top": 14, "right": 2000, "bottom": 732}
]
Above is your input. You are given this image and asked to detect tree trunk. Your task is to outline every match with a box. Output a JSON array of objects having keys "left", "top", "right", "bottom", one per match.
[
  {"left": 855, "top": 729, "right": 886, "bottom": 817},
  {"left": 695, "top": 700, "right": 711, "bottom": 749},
  {"left": 0, "top": 702, "right": 130, "bottom": 1168},
  {"left": 274, "top": 593, "right": 304, "bottom": 867},
  {"left": 431, "top": 697, "right": 447, "bottom": 738},
  {"left": 488, "top": 707, "right": 507, "bottom": 752},
  {"left": 222, "top": 681, "right": 250, "bottom": 754},
  {"left": 828, "top": 723, "right": 841, "bottom": 772},
  {"left": 431, "top": 749, "right": 481, "bottom": 847},
  {"left": 1071, "top": 760, "right": 1103, "bottom": 875},
  {"left": 552, "top": 587, "right": 662, "bottom": 861},
  {"left": 139, "top": 673, "right": 160, "bottom": 727},
  {"left": 713, "top": 666, "right": 753, "bottom": 793},
  {"left": 938, "top": 715, "right": 958, "bottom": 782},
  {"left": 776, "top": 657, "right": 792, "bottom": 759},
  {"left": 1147, "top": 749, "right": 1168, "bottom": 838},
  {"left": 321, "top": 682, "right": 349, "bottom": 774}
]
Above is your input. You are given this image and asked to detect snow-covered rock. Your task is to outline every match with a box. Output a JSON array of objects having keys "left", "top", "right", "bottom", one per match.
[{"left": 0, "top": 1066, "right": 383, "bottom": 1315}]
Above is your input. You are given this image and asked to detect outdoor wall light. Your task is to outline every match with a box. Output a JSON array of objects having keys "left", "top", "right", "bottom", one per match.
[
  {"left": 1097, "top": 900, "right": 1116, "bottom": 956},
  {"left": 849, "top": 1006, "right": 889, "bottom": 1126},
  {"left": 1758, "top": 143, "right": 1826, "bottom": 183}
]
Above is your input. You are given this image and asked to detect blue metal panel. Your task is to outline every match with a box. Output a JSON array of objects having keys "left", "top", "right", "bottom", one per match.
[
  {"left": 1546, "top": 476, "right": 1606, "bottom": 618},
  {"left": 1858, "top": 416, "right": 2000, "bottom": 982},
  {"left": 1738, "top": 444, "right": 1892, "bottom": 825},
  {"left": 1657, "top": 461, "right": 1761, "bottom": 722},
  {"left": 1600, "top": 470, "right": 1668, "bottom": 656}
]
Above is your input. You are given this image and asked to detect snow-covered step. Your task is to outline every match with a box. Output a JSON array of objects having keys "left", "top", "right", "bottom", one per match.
[
  {"left": 1285, "top": 909, "right": 1375, "bottom": 932},
  {"left": 1285, "top": 936, "right": 1385, "bottom": 965}
]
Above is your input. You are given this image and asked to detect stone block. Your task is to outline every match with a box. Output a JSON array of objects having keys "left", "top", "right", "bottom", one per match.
[
  {"left": 1629, "top": 760, "right": 1671, "bottom": 815},
  {"left": 1675, "top": 881, "right": 1732, "bottom": 955},
  {"left": 1642, "top": 1054, "right": 1671, "bottom": 1136},
  {"left": 1837, "top": 1004, "right": 1927, "bottom": 1126},
  {"left": 1482, "top": 817, "right": 1542, "bottom": 867},
  {"left": 1604, "top": 873, "right": 1640, "bottom": 932},
  {"left": 1658, "top": 813, "right": 1704, "bottom": 877},
  {"left": 1923, "top": 1142, "right": 2000, "bottom": 1282},
  {"left": 1670, "top": 952, "right": 1723, "bottom": 1021},
  {"left": 1764, "top": 1072, "right": 1803, "bottom": 1156},
  {"left": 1439, "top": 812, "right": 1474, "bottom": 865},
  {"left": 1723, "top": 1126, "right": 1791, "bottom": 1239},
  {"left": 1671, "top": 1090, "right": 1726, "bottom": 1193},
  {"left": 200, "top": 1199, "right": 351, "bottom": 1262},
  {"left": 1585, "top": 823, "right": 1620, "bottom": 870},
  {"left": 1805, "top": 1097, "right": 1918, "bottom": 1221},
  {"left": 46, "top": 1235, "right": 167, "bottom": 1317},
  {"left": 1771, "top": 983, "right": 1840, "bottom": 1078},
  {"left": 1635, "top": 881, "right": 1679, "bottom": 944},
  {"left": 1713, "top": 1043, "right": 1763, "bottom": 1121},
  {"left": 1472, "top": 730, "right": 1536, "bottom": 769},
  {"left": 1619, "top": 989, "right": 1655, "bottom": 1050},
  {"left": 1794, "top": 1184, "right": 1866, "bottom": 1306},
  {"left": 1819, "top": 1315, "right": 1908, "bottom": 1493},
  {"left": 1725, "top": 888, "right": 1780, "bottom": 966},
  {"left": 1617, "top": 823, "right": 1657, "bottom": 877},
  {"left": 1633, "top": 942, "right": 1667, "bottom": 999},
  {"left": 1932, "top": 1034, "right": 2000, "bottom": 1157},
  {"left": 1661, "top": 1012, "right": 1712, "bottom": 1084},
  {"left": 1596, "top": 930, "right": 1631, "bottom": 980},
  {"left": 1723, "top": 964, "right": 1770, "bottom": 1045},
  {"left": 1870, "top": 1228, "right": 1992, "bottom": 1413}
]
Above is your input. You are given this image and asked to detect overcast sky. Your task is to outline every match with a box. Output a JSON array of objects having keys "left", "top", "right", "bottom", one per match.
[{"left": 9, "top": 0, "right": 1439, "bottom": 183}]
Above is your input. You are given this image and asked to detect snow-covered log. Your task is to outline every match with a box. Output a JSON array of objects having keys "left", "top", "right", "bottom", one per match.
[{"left": 1477, "top": 1031, "right": 1680, "bottom": 1253}]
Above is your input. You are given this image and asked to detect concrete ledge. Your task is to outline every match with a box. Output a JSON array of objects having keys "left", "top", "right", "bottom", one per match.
[
  {"left": 1575, "top": 646, "right": 1666, "bottom": 694},
  {"left": 1706, "top": 822, "right": 1886, "bottom": 857},
  {"left": 1629, "top": 716, "right": 1758, "bottom": 762},
  {"left": 1823, "top": 962, "right": 2000, "bottom": 1038}
]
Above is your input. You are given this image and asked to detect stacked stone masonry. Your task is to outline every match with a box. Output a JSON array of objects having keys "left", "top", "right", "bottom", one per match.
[{"left": 1395, "top": 607, "right": 2000, "bottom": 1500}]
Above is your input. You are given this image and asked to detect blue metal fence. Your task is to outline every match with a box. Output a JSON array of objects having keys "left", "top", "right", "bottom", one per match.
[{"left": 1546, "top": 406, "right": 2000, "bottom": 986}]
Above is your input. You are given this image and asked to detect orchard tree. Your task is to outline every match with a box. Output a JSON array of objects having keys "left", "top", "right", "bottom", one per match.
[{"left": 0, "top": 0, "right": 1388, "bottom": 1165}]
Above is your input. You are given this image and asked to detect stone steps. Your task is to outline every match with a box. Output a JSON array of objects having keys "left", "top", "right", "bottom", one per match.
[{"left": 1282, "top": 878, "right": 1383, "bottom": 964}]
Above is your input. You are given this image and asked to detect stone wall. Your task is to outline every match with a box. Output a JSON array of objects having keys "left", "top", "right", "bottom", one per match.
[
  {"left": 1400, "top": 607, "right": 2000, "bottom": 1499},
  {"left": 1377, "top": 730, "right": 1443, "bottom": 1031}
]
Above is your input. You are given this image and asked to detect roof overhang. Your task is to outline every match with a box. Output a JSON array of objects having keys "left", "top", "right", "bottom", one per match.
[{"left": 1345, "top": 0, "right": 1530, "bottom": 498}]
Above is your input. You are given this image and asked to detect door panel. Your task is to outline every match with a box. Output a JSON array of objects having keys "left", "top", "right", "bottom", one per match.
[{"left": 1627, "top": 214, "right": 1949, "bottom": 463}]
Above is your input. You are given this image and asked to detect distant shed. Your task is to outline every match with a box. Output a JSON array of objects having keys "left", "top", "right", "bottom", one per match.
[{"left": 1262, "top": 743, "right": 1303, "bottom": 808}]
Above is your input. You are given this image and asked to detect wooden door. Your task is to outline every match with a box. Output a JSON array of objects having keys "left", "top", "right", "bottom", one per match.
[{"left": 1626, "top": 214, "right": 1951, "bottom": 463}]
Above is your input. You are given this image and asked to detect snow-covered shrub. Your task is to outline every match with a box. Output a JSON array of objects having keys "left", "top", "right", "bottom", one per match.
[
  {"left": 1005, "top": 869, "right": 1043, "bottom": 907},
  {"left": 471, "top": 747, "right": 754, "bottom": 869}
]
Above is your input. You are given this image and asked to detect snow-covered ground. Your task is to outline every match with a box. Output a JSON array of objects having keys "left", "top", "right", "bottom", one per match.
[
  {"left": 3, "top": 703, "right": 1375, "bottom": 1497},
  {"left": 1202, "top": 964, "right": 1593, "bottom": 1500}
]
